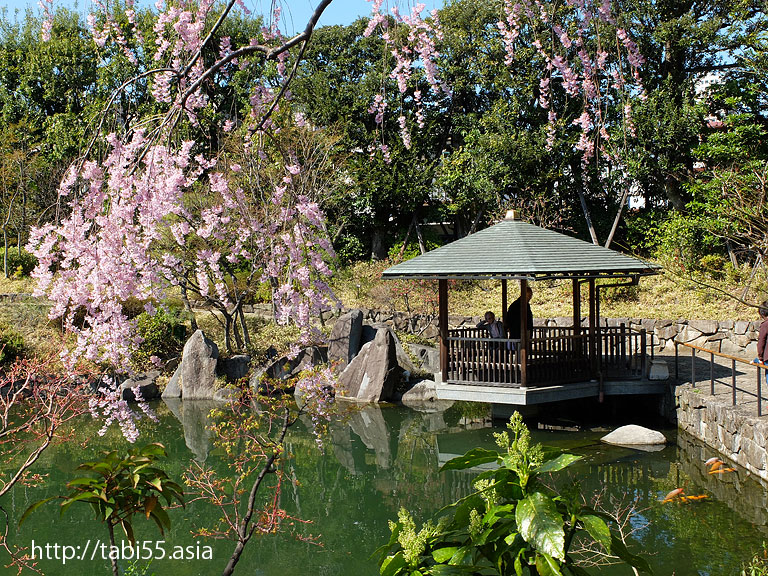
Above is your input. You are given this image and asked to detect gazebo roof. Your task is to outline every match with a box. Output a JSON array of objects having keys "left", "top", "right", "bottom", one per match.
[{"left": 382, "top": 216, "right": 660, "bottom": 280}]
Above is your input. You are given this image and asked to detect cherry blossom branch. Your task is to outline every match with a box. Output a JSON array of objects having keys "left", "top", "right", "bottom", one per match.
[
  {"left": 180, "top": 0, "right": 334, "bottom": 106},
  {"left": 248, "top": 34, "right": 311, "bottom": 136},
  {"left": 80, "top": 67, "right": 179, "bottom": 168}
]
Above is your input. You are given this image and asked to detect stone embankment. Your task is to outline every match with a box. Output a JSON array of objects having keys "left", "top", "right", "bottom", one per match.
[{"left": 341, "top": 308, "right": 761, "bottom": 358}]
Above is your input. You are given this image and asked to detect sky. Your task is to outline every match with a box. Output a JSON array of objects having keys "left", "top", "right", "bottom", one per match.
[{"left": 0, "top": 0, "right": 442, "bottom": 33}]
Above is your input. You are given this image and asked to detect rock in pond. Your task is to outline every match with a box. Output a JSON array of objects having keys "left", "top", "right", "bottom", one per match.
[
  {"left": 338, "top": 328, "right": 402, "bottom": 402},
  {"left": 328, "top": 309, "right": 363, "bottom": 372},
  {"left": 120, "top": 370, "right": 161, "bottom": 401},
  {"left": 601, "top": 424, "right": 667, "bottom": 446},
  {"left": 179, "top": 330, "right": 219, "bottom": 400}
]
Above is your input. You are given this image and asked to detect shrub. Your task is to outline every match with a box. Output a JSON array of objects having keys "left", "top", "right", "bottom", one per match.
[
  {"left": 132, "top": 309, "right": 186, "bottom": 369},
  {"left": 0, "top": 322, "right": 25, "bottom": 364},
  {"left": 698, "top": 254, "right": 727, "bottom": 279},
  {"left": 335, "top": 234, "right": 368, "bottom": 264},
  {"left": 251, "top": 280, "right": 273, "bottom": 304},
  {"left": 0, "top": 247, "right": 37, "bottom": 278},
  {"left": 742, "top": 543, "right": 768, "bottom": 576}
]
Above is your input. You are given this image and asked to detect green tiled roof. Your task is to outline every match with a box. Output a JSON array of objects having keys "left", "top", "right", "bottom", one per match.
[{"left": 382, "top": 219, "right": 659, "bottom": 280}]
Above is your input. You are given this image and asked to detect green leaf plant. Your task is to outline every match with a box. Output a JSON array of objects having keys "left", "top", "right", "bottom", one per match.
[
  {"left": 376, "top": 412, "right": 653, "bottom": 576},
  {"left": 21, "top": 443, "right": 184, "bottom": 576}
]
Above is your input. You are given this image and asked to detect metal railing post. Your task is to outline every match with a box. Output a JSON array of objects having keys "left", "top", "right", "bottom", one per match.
[
  {"left": 675, "top": 341, "right": 679, "bottom": 381},
  {"left": 732, "top": 359, "right": 736, "bottom": 406},
  {"left": 758, "top": 366, "right": 763, "bottom": 417},
  {"left": 710, "top": 352, "right": 715, "bottom": 395},
  {"left": 691, "top": 346, "right": 696, "bottom": 386}
]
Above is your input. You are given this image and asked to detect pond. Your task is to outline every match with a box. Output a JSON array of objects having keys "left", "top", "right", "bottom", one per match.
[{"left": 5, "top": 400, "right": 768, "bottom": 576}]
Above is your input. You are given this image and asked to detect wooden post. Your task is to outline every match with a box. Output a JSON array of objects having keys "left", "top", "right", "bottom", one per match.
[
  {"left": 501, "top": 279, "right": 508, "bottom": 331},
  {"left": 588, "top": 279, "right": 597, "bottom": 377},
  {"left": 572, "top": 278, "right": 580, "bottom": 335},
  {"left": 439, "top": 279, "right": 449, "bottom": 383},
  {"left": 520, "top": 279, "right": 528, "bottom": 388}
]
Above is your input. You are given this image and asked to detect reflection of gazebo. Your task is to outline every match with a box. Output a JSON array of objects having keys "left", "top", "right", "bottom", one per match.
[{"left": 382, "top": 212, "right": 662, "bottom": 405}]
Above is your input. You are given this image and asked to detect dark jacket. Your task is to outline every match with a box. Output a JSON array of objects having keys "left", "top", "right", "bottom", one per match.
[
  {"left": 758, "top": 318, "right": 768, "bottom": 363},
  {"left": 505, "top": 297, "right": 533, "bottom": 340}
]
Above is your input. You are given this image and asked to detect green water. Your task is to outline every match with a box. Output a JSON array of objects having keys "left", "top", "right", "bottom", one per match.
[{"left": 4, "top": 401, "right": 768, "bottom": 576}]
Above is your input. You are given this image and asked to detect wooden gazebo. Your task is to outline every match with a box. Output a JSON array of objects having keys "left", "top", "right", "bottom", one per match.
[{"left": 382, "top": 211, "right": 662, "bottom": 405}]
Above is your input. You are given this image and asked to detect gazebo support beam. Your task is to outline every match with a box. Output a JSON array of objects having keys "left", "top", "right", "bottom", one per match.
[
  {"left": 572, "top": 278, "right": 580, "bottom": 334},
  {"left": 588, "top": 279, "right": 597, "bottom": 376},
  {"left": 501, "top": 279, "right": 508, "bottom": 331},
  {"left": 520, "top": 278, "right": 528, "bottom": 388},
  {"left": 439, "top": 279, "right": 448, "bottom": 383}
]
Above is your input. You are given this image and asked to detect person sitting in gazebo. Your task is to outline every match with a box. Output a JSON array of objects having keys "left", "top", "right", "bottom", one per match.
[
  {"left": 476, "top": 311, "right": 504, "bottom": 339},
  {"left": 505, "top": 286, "right": 533, "bottom": 346}
]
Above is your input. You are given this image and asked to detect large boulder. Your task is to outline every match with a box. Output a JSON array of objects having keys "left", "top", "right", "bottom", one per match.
[
  {"left": 647, "top": 360, "right": 669, "bottom": 381},
  {"left": 601, "top": 425, "right": 667, "bottom": 446},
  {"left": 400, "top": 380, "right": 442, "bottom": 408},
  {"left": 250, "top": 346, "right": 327, "bottom": 392},
  {"left": 120, "top": 371, "right": 161, "bottom": 401},
  {"left": 217, "top": 355, "right": 251, "bottom": 383},
  {"left": 338, "top": 328, "right": 402, "bottom": 402},
  {"left": 328, "top": 309, "right": 364, "bottom": 372},
  {"left": 162, "top": 365, "right": 182, "bottom": 399},
  {"left": 179, "top": 330, "right": 220, "bottom": 400},
  {"left": 406, "top": 343, "right": 440, "bottom": 374},
  {"left": 361, "top": 323, "right": 418, "bottom": 375}
]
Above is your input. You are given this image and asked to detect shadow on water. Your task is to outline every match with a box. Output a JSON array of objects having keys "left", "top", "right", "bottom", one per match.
[{"left": 4, "top": 400, "right": 768, "bottom": 575}]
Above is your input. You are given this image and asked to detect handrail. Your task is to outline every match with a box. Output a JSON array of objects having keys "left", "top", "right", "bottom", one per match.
[
  {"left": 676, "top": 340, "right": 758, "bottom": 366},
  {"left": 446, "top": 336, "right": 519, "bottom": 344},
  {"left": 675, "top": 340, "right": 766, "bottom": 417}
]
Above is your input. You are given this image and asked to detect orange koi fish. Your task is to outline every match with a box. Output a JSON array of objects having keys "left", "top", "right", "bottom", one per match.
[
  {"left": 709, "top": 467, "right": 737, "bottom": 474},
  {"left": 662, "top": 488, "right": 684, "bottom": 503},
  {"left": 705, "top": 457, "right": 722, "bottom": 467}
]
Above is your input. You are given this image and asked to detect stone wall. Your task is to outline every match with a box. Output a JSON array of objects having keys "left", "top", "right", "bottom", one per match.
[
  {"left": 676, "top": 386, "right": 768, "bottom": 482},
  {"left": 328, "top": 308, "right": 761, "bottom": 359}
]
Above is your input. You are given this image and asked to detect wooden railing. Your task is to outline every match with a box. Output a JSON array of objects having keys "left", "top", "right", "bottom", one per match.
[
  {"left": 599, "top": 325, "right": 647, "bottom": 379},
  {"left": 446, "top": 324, "right": 646, "bottom": 387},
  {"left": 447, "top": 327, "right": 520, "bottom": 386},
  {"left": 529, "top": 332, "right": 590, "bottom": 385}
]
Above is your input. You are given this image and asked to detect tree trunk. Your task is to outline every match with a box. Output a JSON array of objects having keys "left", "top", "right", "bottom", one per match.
[
  {"left": 370, "top": 229, "right": 386, "bottom": 260},
  {"left": 222, "top": 310, "right": 234, "bottom": 353},
  {"left": 415, "top": 220, "right": 426, "bottom": 254},
  {"left": 577, "top": 185, "right": 599, "bottom": 245},
  {"left": 231, "top": 306, "right": 244, "bottom": 351},
  {"left": 605, "top": 186, "right": 631, "bottom": 249},
  {"left": 107, "top": 523, "right": 120, "bottom": 576},
  {"left": 398, "top": 216, "right": 415, "bottom": 260},
  {"left": 238, "top": 305, "right": 252, "bottom": 349},
  {"left": 180, "top": 282, "right": 198, "bottom": 332}
]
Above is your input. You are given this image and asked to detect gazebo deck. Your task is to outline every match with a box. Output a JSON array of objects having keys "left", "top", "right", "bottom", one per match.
[{"left": 437, "top": 379, "right": 667, "bottom": 405}]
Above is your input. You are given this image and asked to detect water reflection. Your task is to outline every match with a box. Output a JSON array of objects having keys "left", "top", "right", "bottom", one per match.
[
  {"left": 164, "top": 398, "right": 218, "bottom": 461},
  {"left": 6, "top": 401, "right": 768, "bottom": 576}
]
